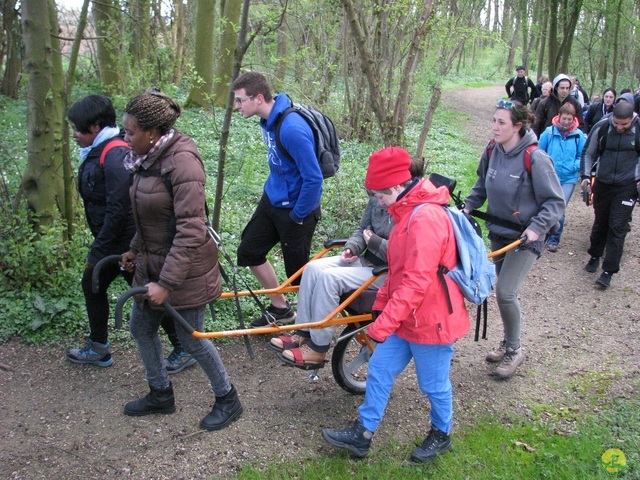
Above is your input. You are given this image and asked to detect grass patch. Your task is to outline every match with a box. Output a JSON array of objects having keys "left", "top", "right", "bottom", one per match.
[{"left": 232, "top": 393, "right": 639, "bottom": 479}]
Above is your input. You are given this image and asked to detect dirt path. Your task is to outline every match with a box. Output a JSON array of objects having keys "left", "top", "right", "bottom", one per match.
[{"left": 2, "top": 86, "right": 639, "bottom": 479}]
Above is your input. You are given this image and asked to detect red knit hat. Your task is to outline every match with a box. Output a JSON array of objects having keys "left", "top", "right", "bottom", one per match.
[{"left": 365, "top": 147, "right": 412, "bottom": 190}]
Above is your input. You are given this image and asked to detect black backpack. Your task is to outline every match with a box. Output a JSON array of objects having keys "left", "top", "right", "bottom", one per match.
[{"left": 274, "top": 97, "right": 341, "bottom": 179}]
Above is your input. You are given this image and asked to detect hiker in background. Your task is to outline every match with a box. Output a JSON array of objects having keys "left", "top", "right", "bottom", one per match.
[
  {"left": 581, "top": 102, "right": 639, "bottom": 289},
  {"left": 569, "top": 76, "right": 585, "bottom": 109},
  {"left": 232, "top": 71, "right": 323, "bottom": 328},
  {"left": 534, "top": 75, "right": 549, "bottom": 98},
  {"left": 533, "top": 74, "right": 584, "bottom": 136},
  {"left": 574, "top": 78, "right": 590, "bottom": 105},
  {"left": 65, "top": 95, "right": 195, "bottom": 374},
  {"left": 584, "top": 88, "right": 616, "bottom": 134},
  {"left": 539, "top": 103, "right": 587, "bottom": 252},
  {"left": 505, "top": 66, "right": 537, "bottom": 105},
  {"left": 120, "top": 90, "right": 242, "bottom": 430},
  {"left": 322, "top": 147, "right": 469, "bottom": 462},
  {"left": 530, "top": 81, "right": 552, "bottom": 114},
  {"left": 271, "top": 157, "right": 424, "bottom": 368},
  {"left": 464, "top": 100, "right": 564, "bottom": 378}
]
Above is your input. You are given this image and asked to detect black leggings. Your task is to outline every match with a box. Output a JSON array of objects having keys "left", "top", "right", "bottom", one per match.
[{"left": 81, "top": 263, "right": 181, "bottom": 348}]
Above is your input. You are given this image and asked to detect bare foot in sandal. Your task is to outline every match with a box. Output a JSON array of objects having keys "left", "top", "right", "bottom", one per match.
[
  {"left": 280, "top": 345, "right": 327, "bottom": 370},
  {"left": 269, "top": 334, "right": 308, "bottom": 352}
]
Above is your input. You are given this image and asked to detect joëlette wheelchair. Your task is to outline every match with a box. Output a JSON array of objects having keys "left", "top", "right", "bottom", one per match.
[
  {"left": 98, "top": 174, "right": 522, "bottom": 396},
  {"left": 97, "top": 239, "right": 383, "bottom": 396}
]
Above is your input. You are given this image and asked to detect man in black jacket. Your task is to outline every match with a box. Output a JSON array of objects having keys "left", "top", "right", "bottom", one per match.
[
  {"left": 581, "top": 102, "right": 640, "bottom": 288},
  {"left": 505, "top": 66, "right": 537, "bottom": 105}
]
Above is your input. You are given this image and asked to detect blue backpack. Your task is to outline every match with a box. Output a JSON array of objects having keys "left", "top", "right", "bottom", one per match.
[{"left": 409, "top": 203, "right": 496, "bottom": 308}]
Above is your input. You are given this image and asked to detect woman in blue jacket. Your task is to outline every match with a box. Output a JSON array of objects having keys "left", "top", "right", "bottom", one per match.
[{"left": 539, "top": 103, "right": 587, "bottom": 251}]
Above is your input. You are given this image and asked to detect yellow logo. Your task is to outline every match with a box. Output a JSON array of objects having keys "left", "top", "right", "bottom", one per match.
[{"left": 601, "top": 448, "right": 627, "bottom": 474}]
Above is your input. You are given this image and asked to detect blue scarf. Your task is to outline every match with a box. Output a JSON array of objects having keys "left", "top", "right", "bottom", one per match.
[{"left": 79, "top": 126, "right": 121, "bottom": 161}]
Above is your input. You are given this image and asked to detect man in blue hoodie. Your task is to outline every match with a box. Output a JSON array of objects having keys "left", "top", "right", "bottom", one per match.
[{"left": 232, "top": 72, "right": 323, "bottom": 327}]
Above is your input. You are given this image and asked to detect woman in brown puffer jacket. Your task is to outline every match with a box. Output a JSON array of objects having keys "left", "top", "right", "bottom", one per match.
[{"left": 120, "top": 90, "right": 242, "bottom": 431}]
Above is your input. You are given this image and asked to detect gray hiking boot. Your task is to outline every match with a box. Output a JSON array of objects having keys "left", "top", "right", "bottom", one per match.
[
  {"left": 66, "top": 338, "right": 113, "bottom": 367},
  {"left": 495, "top": 346, "right": 524, "bottom": 378},
  {"left": 165, "top": 348, "right": 197, "bottom": 374},
  {"left": 485, "top": 339, "right": 506, "bottom": 363}
]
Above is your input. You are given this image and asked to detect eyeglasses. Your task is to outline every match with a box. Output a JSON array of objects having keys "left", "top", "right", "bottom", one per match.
[
  {"left": 496, "top": 100, "right": 515, "bottom": 109},
  {"left": 234, "top": 95, "right": 255, "bottom": 105}
]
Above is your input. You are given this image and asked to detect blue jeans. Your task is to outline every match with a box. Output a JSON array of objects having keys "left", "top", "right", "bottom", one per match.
[
  {"left": 358, "top": 334, "right": 454, "bottom": 434},
  {"left": 130, "top": 303, "right": 231, "bottom": 396},
  {"left": 548, "top": 182, "right": 576, "bottom": 245}
]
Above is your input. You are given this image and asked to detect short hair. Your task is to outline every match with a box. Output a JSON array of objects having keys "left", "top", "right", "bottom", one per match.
[
  {"left": 541, "top": 81, "right": 553, "bottom": 92},
  {"left": 67, "top": 95, "right": 116, "bottom": 134},
  {"left": 124, "top": 89, "right": 181, "bottom": 134},
  {"left": 559, "top": 103, "right": 576, "bottom": 117},
  {"left": 232, "top": 71, "right": 273, "bottom": 102},
  {"left": 612, "top": 102, "right": 634, "bottom": 119}
]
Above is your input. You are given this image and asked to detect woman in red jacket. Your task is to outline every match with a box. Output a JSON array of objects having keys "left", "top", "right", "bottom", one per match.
[{"left": 322, "top": 147, "right": 470, "bottom": 462}]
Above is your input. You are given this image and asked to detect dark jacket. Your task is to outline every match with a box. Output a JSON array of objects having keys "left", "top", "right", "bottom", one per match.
[
  {"left": 129, "top": 131, "right": 221, "bottom": 309},
  {"left": 505, "top": 75, "right": 537, "bottom": 104},
  {"left": 533, "top": 84, "right": 584, "bottom": 137},
  {"left": 78, "top": 131, "right": 136, "bottom": 266},
  {"left": 582, "top": 116, "right": 640, "bottom": 186},
  {"left": 584, "top": 102, "right": 614, "bottom": 134},
  {"left": 344, "top": 197, "right": 394, "bottom": 267}
]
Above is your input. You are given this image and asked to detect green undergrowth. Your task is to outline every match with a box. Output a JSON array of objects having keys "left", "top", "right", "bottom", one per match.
[{"left": 231, "top": 391, "right": 639, "bottom": 480}]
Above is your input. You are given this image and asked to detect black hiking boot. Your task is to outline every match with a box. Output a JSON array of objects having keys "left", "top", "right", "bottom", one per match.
[
  {"left": 124, "top": 383, "right": 175, "bottom": 416},
  {"left": 322, "top": 418, "right": 373, "bottom": 458},
  {"left": 410, "top": 427, "right": 452, "bottom": 463},
  {"left": 200, "top": 384, "right": 243, "bottom": 431},
  {"left": 584, "top": 256, "right": 600, "bottom": 273},
  {"left": 595, "top": 271, "right": 612, "bottom": 288}
]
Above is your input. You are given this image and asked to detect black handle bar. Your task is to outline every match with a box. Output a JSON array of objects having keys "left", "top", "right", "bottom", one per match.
[
  {"left": 91, "top": 254, "right": 123, "bottom": 293},
  {"left": 114, "top": 286, "right": 194, "bottom": 335}
]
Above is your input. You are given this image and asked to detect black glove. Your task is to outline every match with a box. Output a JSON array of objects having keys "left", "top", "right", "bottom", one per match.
[{"left": 370, "top": 310, "right": 382, "bottom": 321}]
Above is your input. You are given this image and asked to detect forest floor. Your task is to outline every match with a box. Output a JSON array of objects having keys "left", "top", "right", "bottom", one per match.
[{"left": 1, "top": 85, "right": 639, "bottom": 479}]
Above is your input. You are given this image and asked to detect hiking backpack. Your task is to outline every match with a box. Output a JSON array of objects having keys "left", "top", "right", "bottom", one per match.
[
  {"left": 408, "top": 203, "right": 496, "bottom": 308},
  {"left": 274, "top": 96, "right": 341, "bottom": 179},
  {"left": 469, "top": 140, "right": 540, "bottom": 234},
  {"left": 99, "top": 138, "right": 129, "bottom": 167}
]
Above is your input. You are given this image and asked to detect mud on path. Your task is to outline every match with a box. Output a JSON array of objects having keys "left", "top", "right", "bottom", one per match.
[{"left": 1, "top": 85, "right": 639, "bottom": 479}]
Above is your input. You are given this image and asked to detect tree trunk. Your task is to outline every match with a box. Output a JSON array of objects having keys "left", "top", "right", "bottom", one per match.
[
  {"left": 1, "top": 0, "right": 21, "bottom": 98},
  {"left": 610, "top": 0, "right": 623, "bottom": 86},
  {"left": 212, "top": 0, "right": 242, "bottom": 107},
  {"left": 184, "top": 0, "right": 216, "bottom": 108},
  {"left": 21, "top": 0, "right": 65, "bottom": 227},
  {"left": 547, "top": 0, "right": 558, "bottom": 78},
  {"left": 416, "top": 82, "right": 441, "bottom": 162},
  {"left": 274, "top": 24, "right": 289, "bottom": 89},
  {"left": 130, "top": 0, "right": 151, "bottom": 69},
  {"left": 171, "top": 0, "right": 185, "bottom": 84},
  {"left": 93, "top": 0, "right": 123, "bottom": 93}
]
